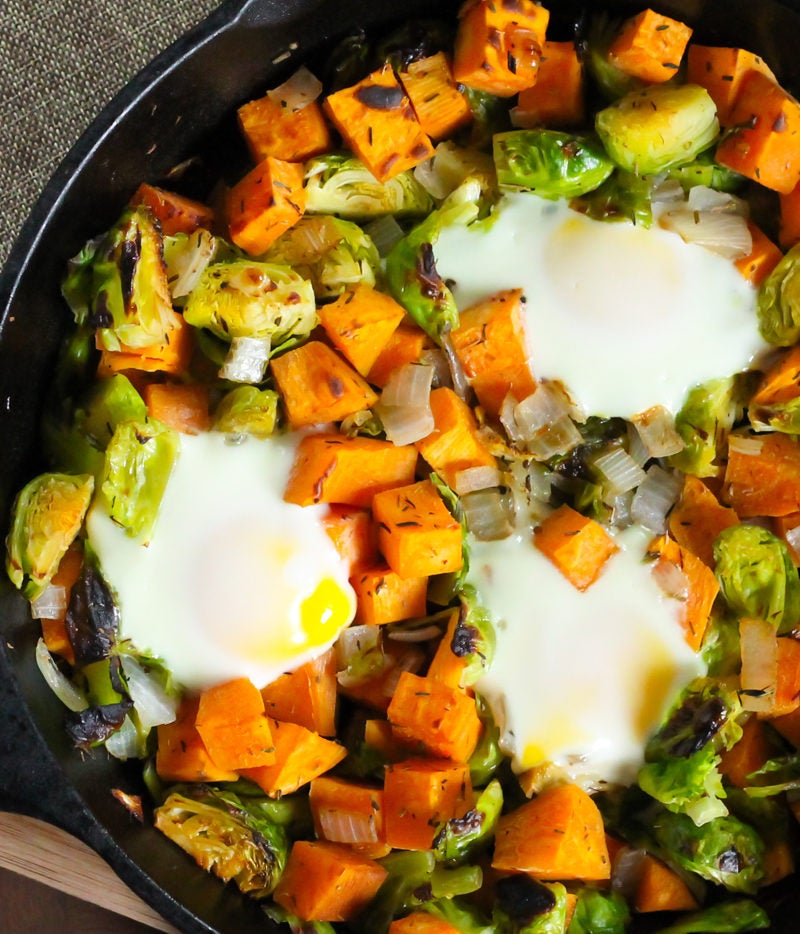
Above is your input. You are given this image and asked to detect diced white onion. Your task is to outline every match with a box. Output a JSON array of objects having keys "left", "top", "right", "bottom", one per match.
[
  {"left": 105, "top": 715, "right": 142, "bottom": 761},
  {"left": 219, "top": 335, "right": 271, "bottom": 383},
  {"left": 611, "top": 847, "right": 646, "bottom": 898},
  {"left": 659, "top": 208, "right": 752, "bottom": 260},
  {"left": 592, "top": 447, "right": 647, "bottom": 501},
  {"left": 381, "top": 361, "right": 435, "bottom": 408},
  {"left": 376, "top": 403, "right": 435, "bottom": 446},
  {"left": 120, "top": 655, "right": 178, "bottom": 731},
  {"left": 502, "top": 384, "right": 583, "bottom": 459},
  {"left": 35, "top": 638, "right": 88, "bottom": 713},
  {"left": 30, "top": 584, "right": 67, "bottom": 621},
  {"left": 317, "top": 807, "right": 378, "bottom": 844},
  {"left": 631, "top": 405, "right": 685, "bottom": 458},
  {"left": 455, "top": 465, "right": 505, "bottom": 496},
  {"left": 728, "top": 434, "right": 764, "bottom": 457},
  {"left": 364, "top": 215, "right": 405, "bottom": 257},
  {"left": 462, "top": 488, "right": 515, "bottom": 541},
  {"left": 652, "top": 557, "right": 690, "bottom": 601},
  {"left": 650, "top": 176, "right": 685, "bottom": 205},
  {"left": 413, "top": 156, "right": 452, "bottom": 201},
  {"left": 388, "top": 625, "right": 443, "bottom": 643},
  {"left": 266, "top": 65, "right": 323, "bottom": 113},
  {"left": 336, "top": 625, "right": 390, "bottom": 687},
  {"left": 739, "top": 618, "right": 778, "bottom": 714},
  {"left": 420, "top": 348, "right": 452, "bottom": 390},
  {"left": 525, "top": 417, "right": 583, "bottom": 460},
  {"left": 167, "top": 228, "right": 217, "bottom": 299},
  {"left": 630, "top": 465, "right": 683, "bottom": 533},
  {"left": 611, "top": 490, "right": 634, "bottom": 529},
  {"left": 380, "top": 646, "right": 426, "bottom": 697},
  {"left": 376, "top": 362, "right": 435, "bottom": 445},
  {"left": 686, "top": 185, "right": 748, "bottom": 216},
  {"left": 440, "top": 331, "right": 472, "bottom": 402},
  {"left": 784, "top": 525, "right": 800, "bottom": 563}
]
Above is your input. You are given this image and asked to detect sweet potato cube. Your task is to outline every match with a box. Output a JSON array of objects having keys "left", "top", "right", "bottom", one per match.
[
  {"left": 635, "top": 855, "right": 699, "bottom": 912},
  {"left": 772, "top": 703, "right": 800, "bottom": 747},
  {"left": 156, "top": 697, "right": 239, "bottom": 783},
  {"left": 96, "top": 309, "right": 194, "bottom": 377},
  {"left": 415, "top": 387, "right": 496, "bottom": 489},
  {"left": 399, "top": 52, "right": 472, "bottom": 140},
  {"left": 449, "top": 288, "right": 536, "bottom": 417},
  {"left": 226, "top": 156, "right": 306, "bottom": 254},
  {"left": 427, "top": 608, "right": 468, "bottom": 689},
  {"left": 534, "top": 504, "right": 618, "bottom": 592},
  {"left": 130, "top": 183, "right": 215, "bottom": 236},
  {"left": 387, "top": 670, "right": 482, "bottom": 762},
  {"left": 453, "top": 0, "right": 549, "bottom": 97},
  {"left": 774, "top": 511, "right": 800, "bottom": 566},
  {"left": 241, "top": 718, "right": 346, "bottom": 797},
  {"left": 773, "top": 635, "right": 800, "bottom": 717},
  {"left": 492, "top": 784, "right": 611, "bottom": 881},
  {"left": 273, "top": 840, "right": 388, "bottom": 922},
  {"left": 648, "top": 535, "right": 719, "bottom": 651},
  {"left": 668, "top": 475, "right": 739, "bottom": 568},
  {"left": 751, "top": 344, "right": 800, "bottom": 409},
  {"left": 318, "top": 283, "right": 407, "bottom": 376},
  {"left": 367, "top": 323, "right": 435, "bottom": 388},
  {"left": 390, "top": 913, "right": 461, "bottom": 934},
  {"left": 372, "top": 479, "right": 463, "bottom": 579},
  {"left": 143, "top": 382, "right": 210, "bottom": 434},
  {"left": 284, "top": 433, "right": 418, "bottom": 507},
  {"left": 309, "top": 775, "right": 386, "bottom": 849},
  {"left": 260, "top": 649, "right": 338, "bottom": 736},
  {"left": 716, "top": 70, "right": 800, "bottom": 194},
  {"left": 351, "top": 564, "right": 428, "bottom": 626},
  {"left": 719, "top": 716, "right": 773, "bottom": 788},
  {"left": 735, "top": 221, "right": 782, "bottom": 287},
  {"left": 338, "top": 641, "right": 426, "bottom": 713},
  {"left": 608, "top": 8, "right": 692, "bottom": 84},
  {"left": 686, "top": 45, "right": 776, "bottom": 127},
  {"left": 513, "top": 40, "right": 585, "bottom": 128},
  {"left": 724, "top": 432, "right": 800, "bottom": 517},
  {"left": 322, "top": 505, "right": 380, "bottom": 572},
  {"left": 383, "top": 757, "right": 473, "bottom": 850},
  {"left": 780, "top": 180, "right": 800, "bottom": 249},
  {"left": 324, "top": 65, "right": 434, "bottom": 183},
  {"left": 270, "top": 341, "right": 379, "bottom": 428},
  {"left": 237, "top": 95, "right": 331, "bottom": 163},
  {"left": 195, "top": 678, "right": 276, "bottom": 771}
]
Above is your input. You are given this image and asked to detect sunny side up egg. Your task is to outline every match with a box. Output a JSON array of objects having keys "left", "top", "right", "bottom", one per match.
[
  {"left": 87, "top": 431, "right": 356, "bottom": 691},
  {"left": 434, "top": 191, "right": 767, "bottom": 784}
]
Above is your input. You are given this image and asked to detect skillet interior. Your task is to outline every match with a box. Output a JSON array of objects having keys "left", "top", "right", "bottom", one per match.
[{"left": 2, "top": 0, "right": 800, "bottom": 931}]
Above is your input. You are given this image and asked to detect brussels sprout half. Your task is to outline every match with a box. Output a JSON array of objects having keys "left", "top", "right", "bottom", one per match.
[
  {"left": 595, "top": 84, "right": 720, "bottom": 176},
  {"left": 757, "top": 242, "right": 800, "bottom": 346},
  {"left": 6, "top": 472, "right": 94, "bottom": 599}
]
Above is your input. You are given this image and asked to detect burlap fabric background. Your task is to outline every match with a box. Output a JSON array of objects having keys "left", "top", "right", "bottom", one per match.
[{"left": 0, "top": 0, "right": 223, "bottom": 268}]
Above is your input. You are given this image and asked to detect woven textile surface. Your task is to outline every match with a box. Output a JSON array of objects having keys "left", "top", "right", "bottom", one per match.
[{"left": 0, "top": 0, "right": 222, "bottom": 267}]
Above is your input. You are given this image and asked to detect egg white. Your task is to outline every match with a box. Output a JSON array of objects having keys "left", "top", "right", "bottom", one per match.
[
  {"left": 435, "top": 192, "right": 767, "bottom": 417},
  {"left": 470, "top": 524, "right": 705, "bottom": 785},
  {"left": 87, "top": 431, "right": 356, "bottom": 691}
]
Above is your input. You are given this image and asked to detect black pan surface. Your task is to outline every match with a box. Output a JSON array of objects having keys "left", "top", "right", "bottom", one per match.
[{"left": 2, "top": 1, "right": 800, "bottom": 931}]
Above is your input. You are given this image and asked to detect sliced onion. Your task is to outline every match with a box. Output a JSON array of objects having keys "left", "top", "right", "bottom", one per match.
[
  {"left": 30, "top": 584, "right": 68, "bottom": 621},
  {"left": 728, "top": 434, "right": 764, "bottom": 457},
  {"left": 376, "top": 402, "right": 435, "bottom": 446},
  {"left": 388, "top": 625, "right": 443, "bottom": 643},
  {"left": 440, "top": 330, "right": 472, "bottom": 402},
  {"left": 219, "top": 335, "right": 271, "bottom": 383},
  {"left": 420, "top": 347, "right": 452, "bottom": 390},
  {"left": 630, "top": 465, "right": 683, "bottom": 534},
  {"left": 592, "top": 447, "right": 647, "bottom": 501},
  {"left": 266, "top": 65, "right": 323, "bottom": 113},
  {"left": 687, "top": 185, "right": 748, "bottom": 215},
  {"left": 376, "top": 361, "right": 435, "bottom": 445},
  {"left": 659, "top": 208, "right": 752, "bottom": 260},
  {"left": 381, "top": 361, "right": 435, "bottom": 408},
  {"left": 611, "top": 490, "right": 634, "bottom": 529},
  {"left": 364, "top": 215, "right": 405, "bottom": 257},
  {"left": 413, "top": 155, "right": 452, "bottom": 200},
  {"left": 317, "top": 806, "right": 378, "bottom": 844},
  {"left": 336, "top": 625, "right": 390, "bottom": 687},
  {"left": 120, "top": 655, "right": 178, "bottom": 731},
  {"left": 167, "top": 228, "right": 217, "bottom": 299},
  {"left": 455, "top": 465, "right": 505, "bottom": 496},
  {"left": 611, "top": 847, "right": 646, "bottom": 898},
  {"left": 462, "top": 488, "right": 515, "bottom": 541},
  {"left": 35, "top": 639, "right": 88, "bottom": 713},
  {"left": 631, "top": 405, "right": 685, "bottom": 458},
  {"left": 502, "top": 384, "right": 583, "bottom": 459},
  {"left": 650, "top": 176, "right": 685, "bottom": 205},
  {"left": 626, "top": 423, "right": 651, "bottom": 469},
  {"left": 784, "top": 524, "right": 800, "bottom": 563},
  {"left": 652, "top": 557, "right": 690, "bottom": 601},
  {"left": 739, "top": 618, "right": 778, "bottom": 713},
  {"left": 105, "top": 715, "right": 141, "bottom": 761},
  {"left": 380, "top": 645, "right": 426, "bottom": 697}
]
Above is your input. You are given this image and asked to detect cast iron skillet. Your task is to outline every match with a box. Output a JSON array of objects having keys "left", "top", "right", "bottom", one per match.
[{"left": 3, "top": 0, "right": 800, "bottom": 931}]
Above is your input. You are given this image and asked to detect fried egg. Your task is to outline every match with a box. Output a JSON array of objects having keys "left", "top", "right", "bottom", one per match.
[
  {"left": 435, "top": 191, "right": 766, "bottom": 417},
  {"left": 469, "top": 525, "right": 706, "bottom": 785},
  {"left": 87, "top": 431, "right": 356, "bottom": 690}
]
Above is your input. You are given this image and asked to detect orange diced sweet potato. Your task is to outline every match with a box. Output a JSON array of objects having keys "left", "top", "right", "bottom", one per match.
[
  {"left": 449, "top": 288, "right": 536, "bottom": 417},
  {"left": 130, "top": 183, "right": 215, "bottom": 236},
  {"left": 399, "top": 52, "right": 472, "bottom": 140},
  {"left": 686, "top": 45, "right": 776, "bottom": 127},
  {"left": 226, "top": 156, "right": 306, "bottom": 255},
  {"left": 427, "top": 608, "right": 468, "bottom": 689},
  {"left": 386, "top": 670, "right": 482, "bottom": 762},
  {"left": 260, "top": 649, "right": 338, "bottom": 736},
  {"left": 383, "top": 757, "right": 473, "bottom": 850},
  {"left": 415, "top": 387, "right": 496, "bottom": 489},
  {"left": 271, "top": 341, "right": 379, "bottom": 428},
  {"left": 719, "top": 716, "right": 774, "bottom": 788},
  {"left": 367, "top": 323, "right": 435, "bottom": 388},
  {"left": 780, "top": 179, "right": 800, "bottom": 249},
  {"left": 453, "top": 0, "right": 549, "bottom": 97},
  {"left": 372, "top": 479, "right": 463, "bottom": 579},
  {"left": 237, "top": 95, "right": 331, "bottom": 163},
  {"left": 513, "top": 40, "right": 584, "bottom": 128},
  {"left": 96, "top": 309, "right": 194, "bottom": 377},
  {"left": 668, "top": 474, "right": 739, "bottom": 568},
  {"left": 390, "top": 913, "right": 461, "bottom": 934},
  {"left": 716, "top": 70, "right": 800, "bottom": 194},
  {"left": 156, "top": 697, "right": 239, "bottom": 783},
  {"left": 322, "top": 505, "right": 380, "bottom": 573},
  {"left": 634, "top": 855, "right": 700, "bottom": 912},
  {"left": 195, "top": 678, "right": 276, "bottom": 771},
  {"left": 351, "top": 564, "right": 428, "bottom": 626},
  {"left": 310, "top": 775, "right": 386, "bottom": 851},
  {"left": 735, "top": 221, "right": 782, "bottom": 287},
  {"left": 533, "top": 504, "right": 618, "bottom": 592},
  {"left": 492, "top": 784, "right": 611, "bottom": 881},
  {"left": 723, "top": 432, "right": 800, "bottom": 517},
  {"left": 284, "top": 433, "right": 418, "bottom": 508},
  {"left": 318, "top": 283, "right": 407, "bottom": 376},
  {"left": 273, "top": 840, "right": 388, "bottom": 922},
  {"left": 608, "top": 8, "right": 692, "bottom": 84},
  {"left": 324, "top": 65, "right": 434, "bottom": 183},
  {"left": 143, "top": 382, "right": 210, "bottom": 434},
  {"left": 40, "top": 543, "right": 83, "bottom": 665}
]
